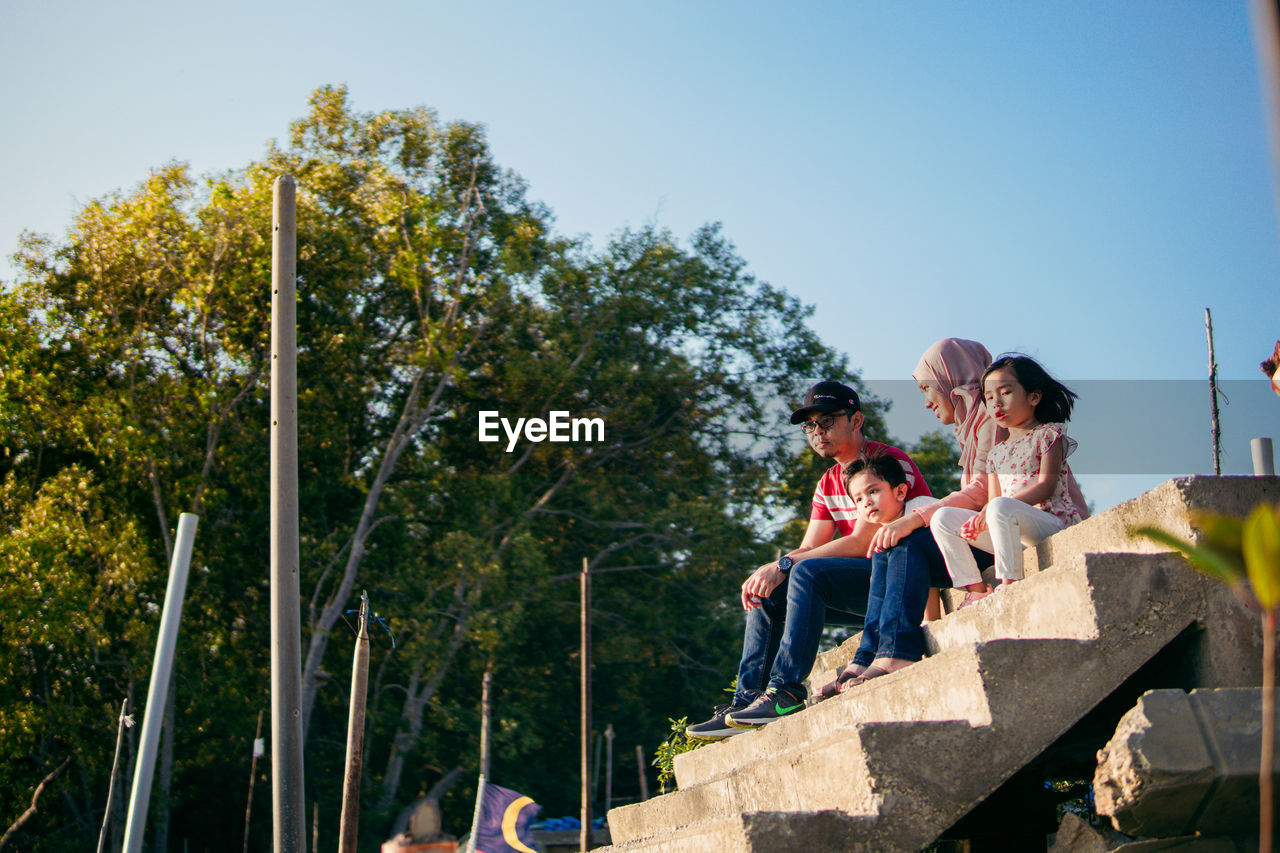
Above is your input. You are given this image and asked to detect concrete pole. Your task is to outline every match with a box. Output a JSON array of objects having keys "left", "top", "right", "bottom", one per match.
[
  {"left": 1254, "top": 437, "right": 1276, "bottom": 476},
  {"left": 338, "top": 593, "right": 371, "bottom": 853},
  {"left": 271, "top": 174, "right": 306, "bottom": 852},
  {"left": 580, "top": 557, "right": 591, "bottom": 853},
  {"left": 1251, "top": 0, "right": 1280, "bottom": 236},
  {"left": 122, "top": 513, "right": 198, "bottom": 853}
]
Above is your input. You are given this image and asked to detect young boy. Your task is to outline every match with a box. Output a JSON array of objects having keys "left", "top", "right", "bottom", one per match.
[
  {"left": 816, "top": 453, "right": 949, "bottom": 697},
  {"left": 688, "top": 383, "right": 932, "bottom": 736}
]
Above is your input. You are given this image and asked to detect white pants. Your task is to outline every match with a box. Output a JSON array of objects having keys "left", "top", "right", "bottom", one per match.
[{"left": 931, "top": 497, "right": 1066, "bottom": 586}]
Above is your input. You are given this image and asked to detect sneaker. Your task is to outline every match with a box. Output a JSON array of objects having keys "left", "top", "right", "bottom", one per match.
[
  {"left": 686, "top": 699, "right": 752, "bottom": 739},
  {"left": 726, "top": 686, "right": 806, "bottom": 727}
]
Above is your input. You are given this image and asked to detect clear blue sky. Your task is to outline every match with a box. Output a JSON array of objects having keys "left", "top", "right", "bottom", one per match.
[{"left": 3, "top": 1, "right": 1278, "bottom": 508}]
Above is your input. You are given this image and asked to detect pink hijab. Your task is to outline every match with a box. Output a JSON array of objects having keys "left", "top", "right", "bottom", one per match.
[{"left": 912, "top": 338, "right": 1006, "bottom": 487}]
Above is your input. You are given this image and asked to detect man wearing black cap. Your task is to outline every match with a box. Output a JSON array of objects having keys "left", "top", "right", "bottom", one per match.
[{"left": 686, "top": 381, "right": 931, "bottom": 735}]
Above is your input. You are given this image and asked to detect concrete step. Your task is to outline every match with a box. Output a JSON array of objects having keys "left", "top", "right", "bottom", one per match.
[
  {"left": 608, "top": 551, "right": 1215, "bottom": 852},
  {"left": 929, "top": 475, "right": 1280, "bottom": 611},
  {"left": 1019, "top": 475, "right": 1280, "bottom": 578},
  {"left": 614, "top": 631, "right": 1197, "bottom": 851},
  {"left": 808, "top": 549, "right": 1207, "bottom": 697},
  {"left": 805, "top": 476, "right": 1280, "bottom": 697},
  {"left": 602, "top": 811, "right": 883, "bottom": 853},
  {"left": 601, "top": 476, "right": 1279, "bottom": 852},
  {"left": 674, "top": 642, "right": 994, "bottom": 792}
]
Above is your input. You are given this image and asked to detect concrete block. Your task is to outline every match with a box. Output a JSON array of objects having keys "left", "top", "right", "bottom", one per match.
[
  {"left": 1110, "top": 837, "right": 1253, "bottom": 852},
  {"left": 603, "top": 811, "right": 887, "bottom": 853},
  {"left": 601, "top": 478, "right": 1280, "bottom": 853},
  {"left": 679, "top": 643, "right": 994, "bottom": 791},
  {"left": 1048, "top": 812, "right": 1117, "bottom": 853},
  {"left": 1025, "top": 476, "right": 1280, "bottom": 578},
  {"left": 1094, "top": 687, "right": 1280, "bottom": 838}
]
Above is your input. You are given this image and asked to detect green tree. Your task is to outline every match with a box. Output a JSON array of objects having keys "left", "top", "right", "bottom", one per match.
[
  {"left": 906, "top": 429, "right": 962, "bottom": 497},
  {"left": 0, "top": 468, "right": 157, "bottom": 847},
  {"left": 0, "top": 85, "right": 872, "bottom": 848}
]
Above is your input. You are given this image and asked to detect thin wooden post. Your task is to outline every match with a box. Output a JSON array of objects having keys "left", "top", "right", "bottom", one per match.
[
  {"left": 464, "top": 671, "right": 493, "bottom": 853},
  {"left": 243, "top": 710, "right": 264, "bottom": 853},
  {"left": 635, "top": 745, "right": 649, "bottom": 802},
  {"left": 339, "top": 593, "right": 371, "bottom": 852},
  {"left": 1206, "top": 308, "right": 1222, "bottom": 475},
  {"left": 123, "top": 513, "right": 198, "bottom": 853},
  {"left": 592, "top": 733, "right": 602, "bottom": 805},
  {"left": 271, "top": 174, "right": 306, "bottom": 852},
  {"left": 580, "top": 557, "right": 591, "bottom": 853},
  {"left": 98, "top": 700, "right": 131, "bottom": 853},
  {"left": 480, "top": 670, "right": 492, "bottom": 778},
  {"left": 1263, "top": 608, "right": 1276, "bottom": 853},
  {"left": 604, "top": 724, "right": 615, "bottom": 816}
]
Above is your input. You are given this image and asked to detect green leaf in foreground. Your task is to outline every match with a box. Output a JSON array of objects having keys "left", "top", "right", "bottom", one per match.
[
  {"left": 1132, "top": 524, "right": 1246, "bottom": 586},
  {"left": 1243, "top": 504, "right": 1280, "bottom": 612}
]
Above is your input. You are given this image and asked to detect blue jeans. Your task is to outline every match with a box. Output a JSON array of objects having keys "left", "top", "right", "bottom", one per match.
[
  {"left": 852, "top": 527, "right": 947, "bottom": 667},
  {"left": 734, "top": 557, "right": 871, "bottom": 702}
]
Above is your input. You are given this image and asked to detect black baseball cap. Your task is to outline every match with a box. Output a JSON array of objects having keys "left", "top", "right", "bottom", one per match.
[{"left": 789, "top": 381, "right": 862, "bottom": 424}]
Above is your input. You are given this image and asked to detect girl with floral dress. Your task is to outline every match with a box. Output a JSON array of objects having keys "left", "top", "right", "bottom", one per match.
[{"left": 931, "top": 354, "right": 1089, "bottom": 607}]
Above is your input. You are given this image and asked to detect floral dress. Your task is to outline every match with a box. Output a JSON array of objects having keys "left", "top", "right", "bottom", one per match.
[{"left": 985, "top": 422, "right": 1086, "bottom": 526}]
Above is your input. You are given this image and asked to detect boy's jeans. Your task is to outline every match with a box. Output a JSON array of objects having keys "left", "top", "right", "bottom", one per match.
[{"left": 852, "top": 527, "right": 947, "bottom": 668}]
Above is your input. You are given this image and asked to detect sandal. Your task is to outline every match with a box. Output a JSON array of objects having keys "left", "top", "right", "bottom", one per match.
[
  {"left": 957, "top": 586, "right": 992, "bottom": 609},
  {"left": 837, "top": 664, "right": 892, "bottom": 693},
  {"left": 817, "top": 662, "right": 866, "bottom": 701}
]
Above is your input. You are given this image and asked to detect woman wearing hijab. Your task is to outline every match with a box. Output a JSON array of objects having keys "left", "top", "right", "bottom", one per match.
[
  {"left": 891, "top": 337, "right": 1005, "bottom": 538},
  {"left": 819, "top": 338, "right": 1003, "bottom": 695}
]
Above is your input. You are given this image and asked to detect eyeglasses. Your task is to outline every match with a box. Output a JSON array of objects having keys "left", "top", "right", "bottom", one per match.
[{"left": 801, "top": 412, "right": 854, "bottom": 434}]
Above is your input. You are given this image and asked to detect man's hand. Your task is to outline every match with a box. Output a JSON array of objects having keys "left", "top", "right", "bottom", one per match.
[
  {"left": 741, "top": 562, "right": 786, "bottom": 610},
  {"left": 869, "top": 514, "right": 923, "bottom": 553},
  {"left": 961, "top": 509, "right": 988, "bottom": 540}
]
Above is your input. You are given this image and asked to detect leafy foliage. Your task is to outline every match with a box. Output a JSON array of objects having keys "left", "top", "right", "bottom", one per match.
[
  {"left": 1243, "top": 504, "right": 1280, "bottom": 611},
  {"left": 652, "top": 717, "right": 708, "bottom": 795},
  {"left": 1133, "top": 510, "right": 1249, "bottom": 592},
  {"left": 905, "top": 430, "right": 962, "bottom": 498},
  {"left": 0, "top": 86, "right": 902, "bottom": 850}
]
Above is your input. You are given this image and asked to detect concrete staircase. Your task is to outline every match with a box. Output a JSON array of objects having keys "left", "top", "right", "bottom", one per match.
[{"left": 602, "top": 476, "right": 1280, "bottom": 852}]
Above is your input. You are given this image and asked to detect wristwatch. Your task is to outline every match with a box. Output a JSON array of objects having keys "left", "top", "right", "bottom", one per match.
[{"left": 777, "top": 555, "right": 794, "bottom": 574}]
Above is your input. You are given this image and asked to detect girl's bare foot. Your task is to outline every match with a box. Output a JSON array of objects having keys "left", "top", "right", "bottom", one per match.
[
  {"left": 836, "top": 658, "right": 913, "bottom": 693},
  {"left": 817, "top": 662, "right": 866, "bottom": 700}
]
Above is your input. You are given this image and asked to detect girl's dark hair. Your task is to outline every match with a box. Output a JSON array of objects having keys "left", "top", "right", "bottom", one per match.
[
  {"left": 843, "top": 452, "right": 908, "bottom": 493},
  {"left": 982, "top": 354, "right": 1077, "bottom": 423}
]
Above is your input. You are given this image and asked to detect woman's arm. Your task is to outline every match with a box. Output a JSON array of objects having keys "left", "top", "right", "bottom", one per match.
[
  {"left": 960, "top": 469, "right": 1002, "bottom": 539},
  {"left": 915, "top": 473, "right": 989, "bottom": 527}
]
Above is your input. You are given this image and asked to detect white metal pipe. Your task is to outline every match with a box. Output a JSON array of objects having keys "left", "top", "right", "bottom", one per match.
[{"left": 122, "top": 512, "right": 198, "bottom": 853}]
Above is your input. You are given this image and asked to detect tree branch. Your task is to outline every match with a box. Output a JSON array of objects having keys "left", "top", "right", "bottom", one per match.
[{"left": 0, "top": 756, "right": 73, "bottom": 851}]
